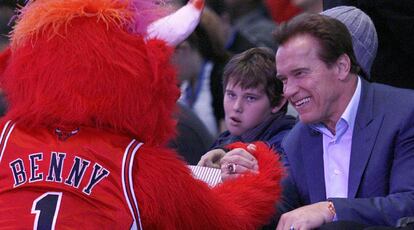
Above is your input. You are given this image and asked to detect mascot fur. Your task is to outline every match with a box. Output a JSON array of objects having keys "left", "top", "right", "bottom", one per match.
[{"left": 0, "top": 0, "right": 284, "bottom": 229}]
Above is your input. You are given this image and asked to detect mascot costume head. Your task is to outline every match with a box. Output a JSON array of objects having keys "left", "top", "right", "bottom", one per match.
[
  {"left": 0, "top": 0, "right": 284, "bottom": 229},
  {"left": 1, "top": 0, "right": 205, "bottom": 145}
]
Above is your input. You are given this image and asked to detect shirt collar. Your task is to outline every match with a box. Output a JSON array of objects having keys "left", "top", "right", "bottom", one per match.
[{"left": 341, "top": 76, "right": 361, "bottom": 131}]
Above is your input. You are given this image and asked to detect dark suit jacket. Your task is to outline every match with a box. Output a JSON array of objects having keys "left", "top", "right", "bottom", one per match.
[{"left": 278, "top": 79, "right": 414, "bottom": 226}]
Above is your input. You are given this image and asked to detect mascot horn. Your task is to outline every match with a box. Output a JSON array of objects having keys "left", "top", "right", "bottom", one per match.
[{"left": 0, "top": 0, "right": 284, "bottom": 229}]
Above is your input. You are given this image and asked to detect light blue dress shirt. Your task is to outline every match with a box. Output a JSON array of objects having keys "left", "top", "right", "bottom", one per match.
[{"left": 311, "top": 77, "right": 361, "bottom": 199}]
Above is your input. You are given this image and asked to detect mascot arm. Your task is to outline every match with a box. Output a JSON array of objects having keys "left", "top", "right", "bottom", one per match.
[{"left": 134, "top": 141, "right": 284, "bottom": 229}]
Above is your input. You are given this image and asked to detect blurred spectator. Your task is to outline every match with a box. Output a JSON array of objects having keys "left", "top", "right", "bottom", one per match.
[
  {"left": 205, "top": 0, "right": 226, "bottom": 15},
  {"left": 291, "top": 0, "right": 323, "bottom": 13},
  {"left": 167, "top": 3, "right": 228, "bottom": 164},
  {"left": 173, "top": 34, "right": 218, "bottom": 136},
  {"left": 173, "top": 29, "right": 218, "bottom": 136},
  {"left": 168, "top": 102, "right": 214, "bottom": 165},
  {"left": 265, "top": 0, "right": 302, "bottom": 23},
  {"left": 321, "top": 6, "right": 377, "bottom": 80},
  {"left": 0, "top": 5, "right": 13, "bottom": 51},
  {"left": 1, "top": 0, "right": 26, "bottom": 6},
  {"left": 222, "top": 0, "right": 277, "bottom": 53},
  {"left": 173, "top": 6, "right": 231, "bottom": 136},
  {"left": 199, "top": 7, "right": 232, "bottom": 132},
  {"left": 323, "top": 0, "right": 414, "bottom": 89}
]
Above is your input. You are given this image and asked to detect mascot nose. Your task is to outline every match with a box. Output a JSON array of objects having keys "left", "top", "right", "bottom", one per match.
[{"left": 145, "top": 0, "right": 204, "bottom": 46}]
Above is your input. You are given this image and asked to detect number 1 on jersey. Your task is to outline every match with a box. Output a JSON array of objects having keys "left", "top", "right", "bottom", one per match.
[{"left": 31, "top": 192, "right": 63, "bottom": 230}]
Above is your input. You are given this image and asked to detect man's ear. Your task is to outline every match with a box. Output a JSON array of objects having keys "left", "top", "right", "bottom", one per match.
[
  {"left": 336, "top": 53, "right": 351, "bottom": 81},
  {"left": 271, "top": 96, "right": 287, "bottom": 114},
  {"left": 0, "top": 47, "right": 11, "bottom": 76}
]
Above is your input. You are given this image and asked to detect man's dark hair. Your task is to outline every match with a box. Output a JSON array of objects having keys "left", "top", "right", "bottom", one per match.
[
  {"left": 273, "top": 13, "right": 360, "bottom": 75},
  {"left": 223, "top": 47, "right": 287, "bottom": 112}
]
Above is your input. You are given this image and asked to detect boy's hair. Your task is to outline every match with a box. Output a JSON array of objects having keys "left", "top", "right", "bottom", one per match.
[{"left": 223, "top": 47, "right": 286, "bottom": 112}]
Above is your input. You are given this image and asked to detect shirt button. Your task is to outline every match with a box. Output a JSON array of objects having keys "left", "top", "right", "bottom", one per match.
[{"left": 334, "top": 169, "right": 340, "bottom": 175}]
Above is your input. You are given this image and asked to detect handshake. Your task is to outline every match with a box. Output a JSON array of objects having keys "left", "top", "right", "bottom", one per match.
[{"left": 197, "top": 144, "right": 259, "bottom": 181}]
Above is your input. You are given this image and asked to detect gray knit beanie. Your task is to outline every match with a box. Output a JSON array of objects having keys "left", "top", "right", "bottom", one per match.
[{"left": 321, "top": 6, "right": 378, "bottom": 79}]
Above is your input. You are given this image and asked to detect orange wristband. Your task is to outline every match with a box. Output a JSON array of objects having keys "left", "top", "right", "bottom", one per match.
[{"left": 328, "top": 201, "right": 336, "bottom": 218}]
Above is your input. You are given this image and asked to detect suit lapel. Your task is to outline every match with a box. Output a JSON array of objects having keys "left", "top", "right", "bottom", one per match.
[
  {"left": 303, "top": 127, "right": 327, "bottom": 202},
  {"left": 348, "top": 79, "right": 384, "bottom": 198}
]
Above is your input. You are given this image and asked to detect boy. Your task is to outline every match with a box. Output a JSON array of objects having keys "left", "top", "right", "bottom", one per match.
[{"left": 198, "top": 47, "right": 296, "bottom": 168}]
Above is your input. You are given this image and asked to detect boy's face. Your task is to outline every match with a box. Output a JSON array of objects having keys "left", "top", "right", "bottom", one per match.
[{"left": 223, "top": 80, "right": 279, "bottom": 136}]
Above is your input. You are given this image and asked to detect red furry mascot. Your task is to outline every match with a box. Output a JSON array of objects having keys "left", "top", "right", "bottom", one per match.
[{"left": 0, "top": 0, "right": 284, "bottom": 229}]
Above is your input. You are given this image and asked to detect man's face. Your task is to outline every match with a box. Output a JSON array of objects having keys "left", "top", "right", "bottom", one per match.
[
  {"left": 223, "top": 80, "right": 278, "bottom": 136},
  {"left": 276, "top": 34, "right": 342, "bottom": 126}
]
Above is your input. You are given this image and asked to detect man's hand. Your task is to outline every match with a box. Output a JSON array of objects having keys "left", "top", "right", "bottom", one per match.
[
  {"left": 220, "top": 144, "right": 259, "bottom": 181},
  {"left": 197, "top": 149, "right": 226, "bottom": 168},
  {"left": 276, "top": 201, "right": 334, "bottom": 230}
]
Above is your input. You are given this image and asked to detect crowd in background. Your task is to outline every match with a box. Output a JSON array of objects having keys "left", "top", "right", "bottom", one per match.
[{"left": 2, "top": 0, "right": 412, "bottom": 139}]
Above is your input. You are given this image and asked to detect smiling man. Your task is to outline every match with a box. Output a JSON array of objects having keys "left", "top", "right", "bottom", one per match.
[
  {"left": 273, "top": 12, "right": 414, "bottom": 230},
  {"left": 276, "top": 32, "right": 356, "bottom": 133}
]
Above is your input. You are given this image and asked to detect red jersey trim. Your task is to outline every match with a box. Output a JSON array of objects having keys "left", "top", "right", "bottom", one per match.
[
  {"left": 122, "top": 139, "right": 143, "bottom": 230},
  {"left": 0, "top": 120, "right": 16, "bottom": 163}
]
